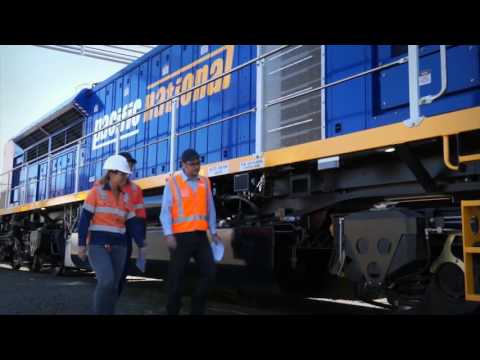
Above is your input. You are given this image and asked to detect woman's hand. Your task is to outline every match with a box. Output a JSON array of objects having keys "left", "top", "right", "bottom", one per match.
[{"left": 78, "top": 246, "right": 87, "bottom": 261}]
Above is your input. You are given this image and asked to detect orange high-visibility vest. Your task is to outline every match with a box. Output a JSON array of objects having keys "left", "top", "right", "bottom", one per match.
[
  {"left": 169, "top": 174, "right": 210, "bottom": 234},
  {"left": 93, "top": 179, "right": 146, "bottom": 219},
  {"left": 125, "top": 181, "right": 146, "bottom": 219},
  {"left": 83, "top": 184, "right": 135, "bottom": 236}
]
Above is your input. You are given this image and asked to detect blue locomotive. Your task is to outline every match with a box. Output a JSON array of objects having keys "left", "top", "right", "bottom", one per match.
[{"left": 1, "top": 45, "right": 479, "bottom": 313}]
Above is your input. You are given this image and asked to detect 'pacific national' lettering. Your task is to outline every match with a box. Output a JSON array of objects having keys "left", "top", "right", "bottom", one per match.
[
  {"left": 91, "top": 45, "right": 236, "bottom": 151},
  {"left": 144, "top": 45, "right": 234, "bottom": 121}
]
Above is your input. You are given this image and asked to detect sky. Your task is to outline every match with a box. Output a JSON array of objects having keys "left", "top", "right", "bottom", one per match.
[{"left": 0, "top": 45, "right": 126, "bottom": 172}]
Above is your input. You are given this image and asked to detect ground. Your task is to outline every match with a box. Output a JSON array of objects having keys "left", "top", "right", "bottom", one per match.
[{"left": 0, "top": 264, "right": 390, "bottom": 315}]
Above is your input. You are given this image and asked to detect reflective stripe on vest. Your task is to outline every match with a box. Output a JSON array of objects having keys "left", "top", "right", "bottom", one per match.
[
  {"left": 89, "top": 224, "right": 126, "bottom": 234},
  {"left": 88, "top": 185, "right": 134, "bottom": 236},
  {"left": 95, "top": 207, "right": 127, "bottom": 218},
  {"left": 172, "top": 214, "right": 208, "bottom": 225},
  {"left": 170, "top": 176, "right": 184, "bottom": 217},
  {"left": 95, "top": 186, "right": 131, "bottom": 218}
]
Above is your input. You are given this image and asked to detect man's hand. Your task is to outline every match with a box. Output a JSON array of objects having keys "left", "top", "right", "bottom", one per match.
[
  {"left": 165, "top": 235, "right": 177, "bottom": 250},
  {"left": 78, "top": 246, "right": 87, "bottom": 261}
]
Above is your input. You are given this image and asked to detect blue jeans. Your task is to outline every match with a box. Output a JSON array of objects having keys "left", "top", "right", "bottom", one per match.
[
  {"left": 88, "top": 244, "right": 127, "bottom": 315},
  {"left": 118, "top": 238, "right": 132, "bottom": 296}
]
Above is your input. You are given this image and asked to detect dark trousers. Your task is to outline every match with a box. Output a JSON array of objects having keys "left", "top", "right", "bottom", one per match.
[
  {"left": 166, "top": 231, "right": 216, "bottom": 315},
  {"left": 118, "top": 237, "right": 132, "bottom": 296}
]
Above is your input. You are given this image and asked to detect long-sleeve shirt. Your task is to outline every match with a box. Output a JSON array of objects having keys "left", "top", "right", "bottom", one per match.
[
  {"left": 78, "top": 183, "right": 145, "bottom": 248},
  {"left": 160, "top": 170, "right": 217, "bottom": 236}
]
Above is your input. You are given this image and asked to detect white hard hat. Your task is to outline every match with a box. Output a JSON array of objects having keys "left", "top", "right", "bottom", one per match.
[{"left": 103, "top": 154, "right": 132, "bottom": 174}]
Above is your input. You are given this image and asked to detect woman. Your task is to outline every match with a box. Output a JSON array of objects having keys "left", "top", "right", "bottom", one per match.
[{"left": 77, "top": 154, "right": 145, "bottom": 315}]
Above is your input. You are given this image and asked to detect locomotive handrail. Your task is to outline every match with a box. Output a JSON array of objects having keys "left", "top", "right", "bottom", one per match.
[
  {"left": 263, "top": 45, "right": 448, "bottom": 129},
  {"left": 0, "top": 44, "right": 403, "bottom": 177},
  {"left": 404, "top": 45, "right": 449, "bottom": 127},
  {"left": 168, "top": 98, "right": 178, "bottom": 174},
  {"left": 1, "top": 45, "right": 291, "bottom": 177},
  {"left": 0, "top": 45, "right": 291, "bottom": 209},
  {"left": 443, "top": 135, "right": 459, "bottom": 171},
  {"left": 16, "top": 117, "right": 84, "bottom": 160},
  {"left": 0, "top": 44, "right": 412, "bottom": 177},
  {"left": 420, "top": 45, "right": 448, "bottom": 105},
  {"left": 0, "top": 45, "right": 455, "bottom": 211},
  {"left": 264, "top": 56, "right": 409, "bottom": 108},
  {"left": 403, "top": 45, "right": 423, "bottom": 128},
  {"left": 442, "top": 134, "right": 480, "bottom": 172}
]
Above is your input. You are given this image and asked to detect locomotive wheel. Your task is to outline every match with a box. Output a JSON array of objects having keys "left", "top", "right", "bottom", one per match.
[{"left": 423, "top": 262, "right": 479, "bottom": 314}]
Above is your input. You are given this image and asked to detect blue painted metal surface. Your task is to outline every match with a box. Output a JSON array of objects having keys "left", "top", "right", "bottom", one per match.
[
  {"left": 326, "top": 45, "right": 480, "bottom": 137},
  {"left": 81, "top": 45, "right": 257, "bottom": 188},
  {"left": 10, "top": 45, "right": 480, "bottom": 204}
]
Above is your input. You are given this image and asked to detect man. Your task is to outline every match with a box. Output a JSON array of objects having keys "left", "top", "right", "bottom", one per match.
[
  {"left": 160, "top": 149, "right": 222, "bottom": 315},
  {"left": 117, "top": 152, "right": 147, "bottom": 296}
]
